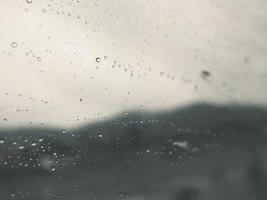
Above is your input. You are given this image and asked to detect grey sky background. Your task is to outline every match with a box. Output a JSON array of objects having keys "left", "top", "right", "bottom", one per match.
[{"left": 0, "top": 0, "right": 267, "bottom": 128}]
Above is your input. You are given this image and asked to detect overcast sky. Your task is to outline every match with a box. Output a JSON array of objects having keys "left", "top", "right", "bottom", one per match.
[{"left": 1, "top": 0, "right": 267, "bottom": 128}]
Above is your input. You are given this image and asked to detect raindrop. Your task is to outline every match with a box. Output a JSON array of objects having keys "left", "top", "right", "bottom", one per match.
[
  {"left": 95, "top": 57, "right": 101, "bottom": 63},
  {"left": 42, "top": 8, "right": 47, "bottom": 13},
  {"left": 37, "top": 57, "right": 42, "bottom": 61},
  {"left": 173, "top": 141, "right": 188, "bottom": 148},
  {"left": 26, "top": 0, "right": 33, "bottom": 4},
  {"left": 10, "top": 41, "right": 18, "bottom": 48},
  {"left": 201, "top": 70, "right": 211, "bottom": 80}
]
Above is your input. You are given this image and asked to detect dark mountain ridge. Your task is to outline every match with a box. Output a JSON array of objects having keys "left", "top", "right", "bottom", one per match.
[{"left": 0, "top": 103, "right": 267, "bottom": 200}]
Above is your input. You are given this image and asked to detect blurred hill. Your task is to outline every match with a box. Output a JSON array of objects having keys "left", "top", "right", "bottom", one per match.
[{"left": 0, "top": 103, "right": 267, "bottom": 200}]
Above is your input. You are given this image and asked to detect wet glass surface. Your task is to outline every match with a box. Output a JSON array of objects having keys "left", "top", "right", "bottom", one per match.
[{"left": 1, "top": 0, "right": 267, "bottom": 199}]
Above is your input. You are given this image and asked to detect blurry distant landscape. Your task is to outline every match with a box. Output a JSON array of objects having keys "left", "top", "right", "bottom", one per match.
[
  {"left": 1, "top": 0, "right": 267, "bottom": 199},
  {"left": 1, "top": 103, "right": 267, "bottom": 200}
]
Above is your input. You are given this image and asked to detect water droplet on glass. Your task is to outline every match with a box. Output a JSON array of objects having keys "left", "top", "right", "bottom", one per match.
[
  {"left": 95, "top": 57, "right": 101, "bottom": 63},
  {"left": 10, "top": 41, "right": 18, "bottom": 48},
  {"left": 37, "top": 57, "right": 42, "bottom": 61},
  {"left": 173, "top": 141, "right": 188, "bottom": 148},
  {"left": 26, "top": 0, "right": 32, "bottom": 3},
  {"left": 42, "top": 8, "right": 47, "bottom": 13},
  {"left": 201, "top": 70, "right": 211, "bottom": 80}
]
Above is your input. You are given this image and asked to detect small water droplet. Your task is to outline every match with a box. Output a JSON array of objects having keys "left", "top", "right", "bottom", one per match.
[
  {"left": 173, "top": 141, "right": 188, "bottom": 148},
  {"left": 95, "top": 57, "right": 101, "bottom": 63},
  {"left": 201, "top": 70, "right": 211, "bottom": 80},
  {"left": 11, "top": 41, "right": 18, "bottom": 48},
  {"left": 42, "top": 8, "right": 47, "bottom": 13},
  {"left": 26, "top": 0, "right": 33, "bottom": 4}
]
